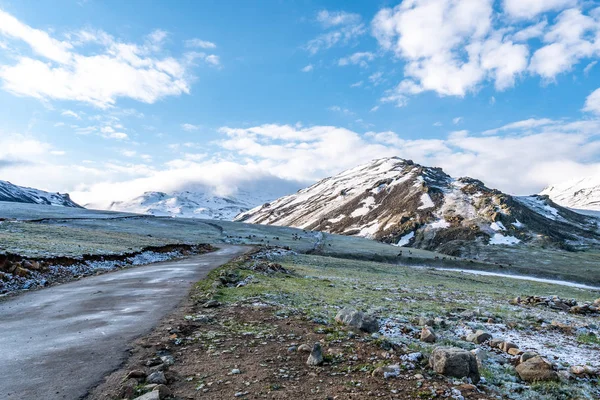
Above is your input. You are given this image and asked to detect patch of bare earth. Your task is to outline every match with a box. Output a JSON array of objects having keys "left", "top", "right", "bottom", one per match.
[{"left": 87, "top": 299, "right": 495, "bottom": 400}]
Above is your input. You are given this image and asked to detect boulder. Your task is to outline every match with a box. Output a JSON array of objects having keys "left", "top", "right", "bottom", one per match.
[
  {"left": 507, "top": 347, "right": 523, "bottom": 356},
  {"left": 470, "top": 348, "right": 488, "bottom": 370},
  {"left": 297, "top": 344, "right": 312, "bottom": 353},
  {"left": 519, "top": 352, "right": 537, "bottom": 364},
  {"left": 146, "top": 371, "right": 167, "bottom": 385},
  {"left": 335, "top": 308, "right": 379, "bottom": 333},
  {"left": 418, "top": 316, "right": 434, "bottom": 326},
  {"left": 499, "top": 341, "right": 518, "bottom": 353},
  {"left": 429, "top": 346, "right": 480, "bottom": 383},
  {"left": 153, "top": 384, "right": 171, "bottom": 398},
  {"left": 466, "top": 330, "right": 492, "bottom": 344},
  {"left": 515, "top": 356, "right": 558, "bottom": 382},
  {"left": 420, "top": 326, "right": 437, "bottom": 343},
  {"left": 307, "top": 343, "right": 324, "bottom": 366},
  {"left": 489, "top": 338, "right": 503, "bottom": 348}
]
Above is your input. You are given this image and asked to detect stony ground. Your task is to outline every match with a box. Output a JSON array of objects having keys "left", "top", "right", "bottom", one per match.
[{"left": 87, "top": 248, "right": 600, "bottom": 400}]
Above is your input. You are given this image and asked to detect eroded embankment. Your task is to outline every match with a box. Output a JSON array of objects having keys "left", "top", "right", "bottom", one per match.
[{"left": 0, "top": 243, "right": 215, "bottom": 295}]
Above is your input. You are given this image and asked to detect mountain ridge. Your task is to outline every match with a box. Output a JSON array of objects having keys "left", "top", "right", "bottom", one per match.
[
  {"left": 0, "top": 180, "right": 82, "bottom": 208},
  {"left": 236, "top": 157, "right": 600, "bottom": 255}
]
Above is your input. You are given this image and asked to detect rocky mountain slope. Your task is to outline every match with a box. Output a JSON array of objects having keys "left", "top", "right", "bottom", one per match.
[
  {"left": 0, "top": 180, "right": 81, "bottom": 208},
  {"left": 95, "top": 190, "right": 275, "bottom": 220},
  {"left": 236, "top": 158, "right": 600, "bottom": 255},
  {"left": 541, "top": 176, "right": 600, "bottom": 211}
]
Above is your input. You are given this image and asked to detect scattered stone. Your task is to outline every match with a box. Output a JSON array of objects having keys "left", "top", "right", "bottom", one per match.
[
  {"left": 146, "top": 371, "right": 167, "bottom": 385},
  {"left": 429, "top": 346, "right": 480, "bottom": 383},
  {"left": 307, "top": 342, "right": 324, "bottom": 366},
  {"left": 420, "top": 326, "right": 437, "bottom": 343},
  {"left": 466, "top": 330, "right": 492, "bottom": 344},
  {"left": 234, "top": 392, "right": 249, "bottom": 398},
  {"left": 153, "top": 384, "right": 171, "bottom": 398},
  {"left": 126, "top": 370, "right": 146, "bottom": 379},
  {"left": 499, "top": 342, "right": 518, "bottom": 353},
  {"left": 160, "top": 355, "right": 174, "bottom": 366},
  {"left": 297, "top": 344, "right": 312, "bottom": 353},
  {"left": 489, "top": 338, "right": 503, "bottom": 348},
  {"left": 335, "top": 308, "right": 379, "bottom": 333},
  {"left": 202, "top": 299, "right": 221, "bottom": 308},
  {"left": 372, "top": 364, "right": 401, "bottom": 379},
  {"left": 119, "top": 378, "right": 139, "bottom": 399},
  {"left": 231, "top": 368, "right": 241, "bottom": 375},
  {"left": 133, "top": 391, "right": 160, "bottom": 400},
  {"left": 515, "top": 356, "right": 558, "bottom": 382},
  {"left": 507, "top": 347, "right": 523, "bottom": 356}
]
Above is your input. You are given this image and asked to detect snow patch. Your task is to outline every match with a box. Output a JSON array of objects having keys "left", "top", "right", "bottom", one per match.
[
  {"left": 417, "top": 193, "right": 434, "bottom": 210},
  {"left": 489, "top": 233, "right": 520, "bottom": 245},
  {"left": 394, "top": 231, "right": 414, "bottom": 247}
]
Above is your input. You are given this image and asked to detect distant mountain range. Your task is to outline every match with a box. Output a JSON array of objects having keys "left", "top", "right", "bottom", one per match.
[
  {"left": 541, "top": 176, "right": 600, "bottom": 211},
  {"left": 95, "top": 190, "right": 271, "bottom": 220},
  {"left": 0, "top": 180, "right": 81, "bottom": 208},
  {"left": 237, "top": 158, "right": 600, "bottom": 255}
]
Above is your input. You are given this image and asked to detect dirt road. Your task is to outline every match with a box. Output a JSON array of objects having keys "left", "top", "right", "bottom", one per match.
[{"left": 0, "top": 245, "right": 248, "bottom": 400}]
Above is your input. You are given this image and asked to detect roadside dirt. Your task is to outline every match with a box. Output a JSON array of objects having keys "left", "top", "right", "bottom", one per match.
[{"left": 87, "top": 296, "right": 495, "bottom": 400}]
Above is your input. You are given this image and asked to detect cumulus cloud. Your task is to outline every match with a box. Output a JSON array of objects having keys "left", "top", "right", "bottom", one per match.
[
  {"left": 371, "top": 1, "right": 600, "bottom": 105},
  {"left": 0, "top": 9, "right": 216, "bottom": 108},
  {"left": 301, "top": 64, "right": 314, "bottom": 72},
  {"left": 181, "top": 123, "right": 200, "bottom": 132},
  {"left": 503, "top": 0, "right": 577, "bottom": 19}
]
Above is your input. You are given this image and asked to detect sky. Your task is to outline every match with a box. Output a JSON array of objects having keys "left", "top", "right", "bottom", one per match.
[{"left": 0, "top": 0, "right": 600, "bottom": 206}]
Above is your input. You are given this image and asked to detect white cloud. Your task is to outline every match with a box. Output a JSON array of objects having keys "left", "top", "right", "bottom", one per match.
[
  {"left": 316, "top": 10, "right": 361, "bottom": 28},
  {"left": 503, "top": 0, "right": 577, "bottom": 19},
  {"left": 350, "top": 81, "right": 363, "bottom": 88},
  {"left": 482, "top": 118, "right": 555, "bottom": 135},
  {"left": 372, "top": 0, "right": 533, "bottom": 100},
  {"left": 433, "top": 122, "right": 443, "bottom": 127},
  {"left": 583, "top": 88, "right": 600, "bottom": 115},
  {"left": 338, "top": 51, "right": 375, "bottom": 68},
  {"left": 305, "top": 10, "right": 365, "bottom": 54},
  {"left": 61, "top": 110, "right": 81, "bottom": 119},
  {"left": 0, "top": 9, "right": 210, "bottom": 108},
  {"left": 181, "top": 123, "right": 200, "bottom": 131},
  {"left": 369, "top": 71, "right": 384, "bottom": 86},
  {"left": 584, "top": 61, "right": 597, "bottom": 76},
  {"left": 453, "top": 117, "right": 463, "bottom": 124},
  {"left": 512, "top": 21, "right": 548, "bottom": 42},
  {"left": 185, "top": 38, "right": 216, "bottom": 49},
  {"left": 529, "top": 8, "right": 599, "bottom": 80},
  {"left": 301, "top": 64, "right": 314, "bottom": 72},
  {"left": 328, "top": 106, "right": 353, "bottom": 115}
]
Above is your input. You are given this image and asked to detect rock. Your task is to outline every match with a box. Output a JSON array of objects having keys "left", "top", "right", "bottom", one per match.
[
  {"left": 420, "top": 326, "right": 437, "bottom": 343},
  {"left": 594, "top": 298, "right": 600, "bottom": 307},
  {"left": 466, "top": 330, "right": 492, "bottom": 344},
  {"left": 489, "top": 338, "right": 503, "bottom": 348},
  {"left": 519, "top": 352, "right": 537, "bottom": 364},
  {"left": 160, "top": 355, "right": 174, "bottom": 366},
  {"left": 499, "top": 341, "right": 518, "bottom": 353},
  {"left": 126, "top": 370, "right": 146, "bottom": 379},
  {"left": 298, "top": 344, "right": 312, "bottom": 353},
  {"left": 133, "top": 391, "right": 160, "bottom": 400},
  {"left": 509, "top": 296, "right": 521, "bottom": 305},
  {"left": 372, "top": 364, "right": 401, "bottom": 379},
  {"left": 335, "top": 308, "right": 379, "bottom": 333},
  {"left": 202, "top": 299, "right": 221, "bottom": 308},
  {"left": 418, "top": 316, "right": 434, "bottom": 326},
  {"left": 470, "top": 348, "right": 488, "bottom": 370},
  {"left": 231, "top": 368, "right": 241, "bottom": 374},
  {"left": 515, "top": 356, "right": 558, "bottom": 382},
  {"left": 147, "top": 371, "right": 167, "bottom": 385},
  {"left": 307, "top": 342, "right": 324, "bottom": 366},
  {"left": 507, "top": 347, "right": 523, "bottom": 356},
  {"left": 429, "top": 346, "right": 480, "bottom": 383},
  {"left": 119, "top": 378, "right": 139, "bottom": 399},
  {"left": 153, "top": 384, "right": 171, "bottom": 398},
  {"left": 14, "top": 267, "right": 30, "bottom": 278}
]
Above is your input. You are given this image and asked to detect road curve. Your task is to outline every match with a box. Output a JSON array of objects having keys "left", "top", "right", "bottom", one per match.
[{"left": 0, "top": 245, "right": 250, "bottom": 400}]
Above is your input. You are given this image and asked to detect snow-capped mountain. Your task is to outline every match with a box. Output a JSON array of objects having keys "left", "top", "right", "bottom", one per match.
[
  {"left": 0, "top": 180, "right": 82, "bottom": 208},
  {"left": 541, "top": 176, "right": 600, "bottom": 211},
  {"left": 94, "top": 190, "right": 280, "bottom": 220},
  {"left": 237, "top": 158, "right": 600, "bottom": 254}
]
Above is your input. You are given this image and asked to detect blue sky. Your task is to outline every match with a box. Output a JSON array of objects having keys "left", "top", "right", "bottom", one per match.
[{"left": 0, "top": 0, "right": 599, "bottom": 205}]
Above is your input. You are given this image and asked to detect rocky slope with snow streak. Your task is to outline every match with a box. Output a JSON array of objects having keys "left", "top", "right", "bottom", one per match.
[
  {"left": 541, "top": 176, "right": 600, "bottom": 211},
  {"left": 97, "top": 190, "right": 270, "bottom": 220},
  {"left": 236, "top": 158, "right": 600, "bottom": 255},
  {"left": 0, "top": 180, "right": 81, "bottom": 208}
]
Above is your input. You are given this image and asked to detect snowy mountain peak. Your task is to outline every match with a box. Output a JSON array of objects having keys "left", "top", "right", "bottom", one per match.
[
  {"left": 541, "top": 176, "right": 600, "bottom": 211},
  {"left": 0, "top": 180, "right": 82, "bottom": 208},
  {"left": 237, "top": 157, "right": 600, "bottom": 255}
]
